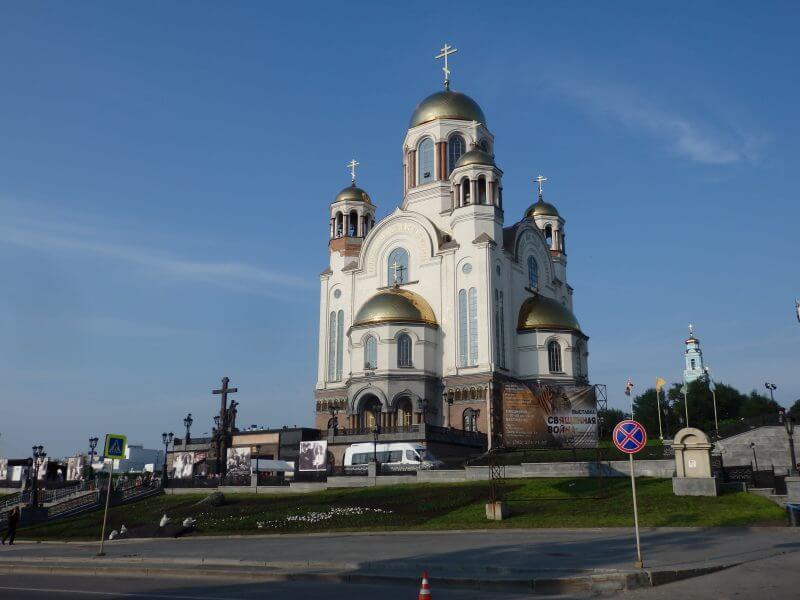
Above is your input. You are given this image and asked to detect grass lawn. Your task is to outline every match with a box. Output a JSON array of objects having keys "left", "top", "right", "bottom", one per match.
[{"left": 19, "top": 478, "right": 785, "bottom": 541}]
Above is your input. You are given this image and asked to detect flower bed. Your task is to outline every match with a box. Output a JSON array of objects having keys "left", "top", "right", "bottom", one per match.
[{"left": 257, "top": 506, "right": 392, "bottom": 530}]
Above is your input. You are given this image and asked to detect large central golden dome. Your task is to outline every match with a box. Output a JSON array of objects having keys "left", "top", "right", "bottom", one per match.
[
  {"left": 518, "top": 294, "right": 581, "bottom": 332},
  {"left": 354, "top": 288, "right": 438, "bottom": 327},
  {"left": 409, "top": 89, "right": 486, "bottom": 128}
]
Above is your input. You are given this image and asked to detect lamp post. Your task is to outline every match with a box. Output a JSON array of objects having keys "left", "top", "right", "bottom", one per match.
[
  {"left": 780, "top": 410, "right": 798, "bottom": 475},
  {"left": 88, "top": 436, "right": 99, "bottom": 464},
  {"left": 750, "top": 441, "right": 759, "bottom": 472},
  {"left": 161, "top": 431, "right": 173, "bottom": 487},
  {"left": 183, "top": 413, "right": 193, "bottom": 445},
  {"left": 765, "top": 382, "right": 777, "bottom": 404},
  {"left": 255, "top": 444, "right": 261, "bottom": 491},
  {"left": 30, "top": 445, "right": 46, "bottom": 508},
  {"left": 371, "top": 406, "right": 381, "bottom": 465},
  {"left": 704, "top": 367, "right": 719, "bottom": 438}
]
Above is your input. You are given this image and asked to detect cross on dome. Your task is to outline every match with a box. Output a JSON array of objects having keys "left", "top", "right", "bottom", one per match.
[
  {"left": 535, "top": 175, "right": 548, "bottom": 199},
  {"left": 435, "top": 43, "right": 458, "bottom": 89},
  {"left": 347, "top": 159, "right": 359, "bottom": 184},
  {"left": 391, "top": 260, "right": 406, "bottom": 286},
  {"left": 688, "top": 323, "right": 694, "bottom": 337}
]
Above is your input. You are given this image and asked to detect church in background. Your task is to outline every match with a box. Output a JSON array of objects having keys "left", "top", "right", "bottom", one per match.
[{"left": 314, "top": 47, "right": 590, "bottom": 464}]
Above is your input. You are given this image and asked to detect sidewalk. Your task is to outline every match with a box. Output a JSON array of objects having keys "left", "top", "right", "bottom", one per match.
[{"left": 1, "top": 528, "right": 798, "bottom": 595}]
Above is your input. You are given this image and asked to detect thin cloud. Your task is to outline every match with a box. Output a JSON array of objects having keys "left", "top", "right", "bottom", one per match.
[
  {"left": 551, "top": 79, "right": 763, "bottom": 165},
  {"left": 0, "top": 209, "right": 314, "bottom": 296}
]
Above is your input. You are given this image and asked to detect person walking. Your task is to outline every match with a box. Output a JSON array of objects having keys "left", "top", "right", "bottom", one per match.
[{"left": 2, "top": 506, "right": 20, "bottom": 545}]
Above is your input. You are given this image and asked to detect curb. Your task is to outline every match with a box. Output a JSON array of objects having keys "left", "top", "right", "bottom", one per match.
[{"left": 0, "top": 560, "right": 735, "bottom": 595}]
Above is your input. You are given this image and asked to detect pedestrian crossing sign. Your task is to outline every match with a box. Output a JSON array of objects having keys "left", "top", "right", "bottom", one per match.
[{"left": 104, "top": 434, "right": 127, "bottom": 459}]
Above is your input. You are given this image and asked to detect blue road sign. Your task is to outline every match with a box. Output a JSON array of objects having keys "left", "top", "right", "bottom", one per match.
[
  {"left": 612, "top": 420, "right": 647, "bottom": 454},
  {"left": 104, "top": 434, "right": 127, "bottom": 459}
]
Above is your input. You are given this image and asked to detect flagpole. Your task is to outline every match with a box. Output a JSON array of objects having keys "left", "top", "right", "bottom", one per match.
[
  {"left": 683, "top": 390, "right": 689, "bottom": 427},
  {"left": 655, "top": 388, "right": 663, "bottom": 440}
]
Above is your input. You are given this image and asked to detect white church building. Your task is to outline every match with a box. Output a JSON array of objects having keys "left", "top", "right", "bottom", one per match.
[{"left": 314, "top": 49, "right": 589, "bottom": 453}]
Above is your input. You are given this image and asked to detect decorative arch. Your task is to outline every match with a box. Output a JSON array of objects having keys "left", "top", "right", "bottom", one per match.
[
  {"left": 511, "top": 224, "right": 556, "bottom": 284},
  {"left": 358, "top": 210, "right": 441, "bottom": 278},
  {"left": 350, "top": 386, "right": 389, "bottom": 414},
  {"left": 387, "top": 247, "right": 410, "bottom": 284}
]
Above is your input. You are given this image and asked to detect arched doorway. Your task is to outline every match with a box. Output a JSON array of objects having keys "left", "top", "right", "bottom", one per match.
[
  {"left": 396, "top": 397, "right": 413, "bottom": 429},
  {"left": 358, "top": 394, "right": 382, "bottom": 430}
]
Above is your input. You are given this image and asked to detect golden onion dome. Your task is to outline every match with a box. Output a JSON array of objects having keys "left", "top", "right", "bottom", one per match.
[
  {"left": 354, "top": 287, "right": 438, "bottom": 328},
  {"left": 409, "top": 90, "right": 486, "bottom": 128},
  {"left": 517, "top": 294, "right": 581, "bottom": 332},
  {"left": 454, "top": 148, "right": 495, "bottom": 169},
  {"left": 333, "top": 183, "right": 371, "bottom": 204},
  {"left": 524, "top": 198, "right": 560, "bottom": 219}
]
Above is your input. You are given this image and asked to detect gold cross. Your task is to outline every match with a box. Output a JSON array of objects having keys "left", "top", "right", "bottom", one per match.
[
  {"left": 347, "top": 159, "right": 359, "bottom": 184},
  {"left": 535, "top": 175, "right": 547, "bottom": 199},
  {"left": 435, "top": 43, "right": 458, "bottom": 88}
]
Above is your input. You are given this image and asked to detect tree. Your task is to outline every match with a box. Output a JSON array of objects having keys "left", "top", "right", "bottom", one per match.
[
  {"left": 632, "top": 388, "right": 664, "bottom": 439},
  {"left": 789, "top": 399, "right": 800, "bottom": 423},
  {"left": 597, "top": 408, "right": 627, "bottom": 440}
]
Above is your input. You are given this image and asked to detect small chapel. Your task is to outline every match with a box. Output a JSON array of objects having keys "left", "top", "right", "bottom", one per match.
[{"left": 314, "top": 46, "right": 590, "bottom": 460}]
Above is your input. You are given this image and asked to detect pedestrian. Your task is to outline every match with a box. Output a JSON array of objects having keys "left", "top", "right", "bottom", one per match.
[{"left": 2, "top": 506, "right": 20, "bottom": 545}]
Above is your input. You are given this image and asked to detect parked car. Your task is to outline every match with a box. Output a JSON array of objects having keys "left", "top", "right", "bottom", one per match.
[{"left": 344, "top": 442, "right": 444, "bottom": 472}]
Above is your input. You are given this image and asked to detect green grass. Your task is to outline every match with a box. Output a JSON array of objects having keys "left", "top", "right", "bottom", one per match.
[{"left": 19, "top": 478, "right": 785, "bottom": 541}]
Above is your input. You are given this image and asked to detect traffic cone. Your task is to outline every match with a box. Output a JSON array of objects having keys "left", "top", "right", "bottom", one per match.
[{"left": 418, "top": 570, "right": 431, "bottom": 599}]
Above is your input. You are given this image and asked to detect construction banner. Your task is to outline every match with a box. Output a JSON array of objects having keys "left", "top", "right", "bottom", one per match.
[{"left": 501, "top": 383, "right": 598, "bottom": 449}]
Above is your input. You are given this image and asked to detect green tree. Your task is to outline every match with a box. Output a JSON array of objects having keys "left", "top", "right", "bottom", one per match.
[
  {"left": 597, "top": 408, "right": 627, "bottom": 440},
  {"left": 632, "top": 388, "right": 664, "bottom": 439},
  {"left": 788, "top": 399, "right": 800, "bottom": 422}
]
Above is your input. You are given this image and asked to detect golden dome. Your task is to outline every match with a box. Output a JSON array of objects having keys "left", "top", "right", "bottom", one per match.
[
  {"left": 517, "top": 294, "right": 581, "bottom": 332},
  {"left": 454, "top": 149, "right": 495, "bottom": 169},
  {"left": 354, "top": 288, "right": 438, "bottom": 327},
  {"left": 333, "top": 184, "right": 371, "bottom": 204},
  {"left": 524, "top": 198, "right": 560, "bottom": 218},
  {"left": 409, "top": 90, "right": 486, "bottom": 128}
]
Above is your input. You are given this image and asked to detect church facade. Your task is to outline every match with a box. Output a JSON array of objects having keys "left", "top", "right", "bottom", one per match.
[{"left": 314, "top": 59, "right": 589, "bottom": 449}]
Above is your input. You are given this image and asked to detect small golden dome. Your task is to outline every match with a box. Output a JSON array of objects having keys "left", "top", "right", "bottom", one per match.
[
  {"left": 518, "top": 294, "right": 581, "bottom": 332},
  {"left": 333, "top": 184, "right": 371, "bottom": 204},
  {"left": 454, "top": 149, "right": 495, "bottom": 169},
  {"left": 524, "top": 198, "right": 560, "bottom": 219},
  {"left": 354, "top": 288, "right": 438, "bottom": 327},
  {"left": 409, "top": 90, "right": 486, "bottom": 128}
]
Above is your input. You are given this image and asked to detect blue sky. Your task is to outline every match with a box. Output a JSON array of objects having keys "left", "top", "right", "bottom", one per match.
[{"left": 1, "top": 2, "right": 798, "bottom": 458}]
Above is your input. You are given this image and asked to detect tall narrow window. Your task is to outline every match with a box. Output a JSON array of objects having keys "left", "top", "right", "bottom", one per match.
[
  {"left": 498, "top": 290, "right": 506, "bottom": 368},
  {"left": 328, "top": 312, "right": 337, "bottom": 381},
  {"left": 418, "top": 138, "right": 435, "bottom": 184},
  {"left": 468, "top": 287, "right": 478, "bottom": 365},
  {"left": 458, "top": 289, "right": 468, "bottom": 367},
  {"left": 575, "top": 341, "right": 583, "bottom": 378},
  {"left": 448, "top": 134, "right": 466, "bottom": 174},
  {"left": 548, "top": 340, "right": 562, "bottom": 373},
  {"left": 463, "top": 408, "right": 478, "bottom": 432},
  {"left": 364, "top": 335, "right": 377, "bottom": 370},
  {"left": 397, "top": 333, "right": 412, "bottom": 367},
  {"left": 545, "top": 224, "right": 553, "bottom": 247},
  {"left": 387, "top": 247, "right": 409, "bottom": 285},
  {"left": 527, "top": 256, "right": 539, "bottom": 289},
  {"left": 336, "top": 310, "right": 344, "bottom": 380}
]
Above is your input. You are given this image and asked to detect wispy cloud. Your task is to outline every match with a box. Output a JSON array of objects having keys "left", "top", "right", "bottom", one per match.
[
  {"left": 0, "top": 205, "right": 315, "bottom": 297},
  {"left": 551, "top": 79, "right": 764, "bottom": 165}
]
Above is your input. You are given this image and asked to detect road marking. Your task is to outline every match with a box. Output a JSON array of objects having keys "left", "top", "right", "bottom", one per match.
[{"left": 0, "top": 586, "right": 235, "bottom": 599}]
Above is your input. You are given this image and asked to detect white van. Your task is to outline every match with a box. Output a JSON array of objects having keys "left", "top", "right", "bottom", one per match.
[{"left": 343, "top": 442, "right": 444, "bottom": 473}]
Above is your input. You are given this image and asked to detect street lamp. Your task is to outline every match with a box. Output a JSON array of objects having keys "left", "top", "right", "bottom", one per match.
[
  {"left": 183, "top": 413, "right": 194, "bottom": 445},
  {"left": 88, "top": 437, "right": 99, "bottom": 464},
  {"left": 765, "top": 382, "right": 777, "bottom": 404},
  {"left": 255, "top": 444, "right": 261, "bottom": 491},
  {"left": 780, "top": 410, "right": 798, "bottom": 475},
  {"left": 161, "top": 431, "right": 174, "bottom": 486},
  {"left": 704, "top": 367, "right": 719, "bottom": 438},
  {"left": 371, "top": 406, "right": 381, "bottom": 466},
  {"left": 30, "top": 445, "right": 46, "bottom": 508}
]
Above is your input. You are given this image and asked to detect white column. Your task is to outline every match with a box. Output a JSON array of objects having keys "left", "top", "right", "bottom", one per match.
[{"left": 470, "top": 179, "right": 477, "bottom": 205}]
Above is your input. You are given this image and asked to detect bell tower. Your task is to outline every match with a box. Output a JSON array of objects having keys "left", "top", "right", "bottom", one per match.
[
  {"left": 328, "top": 159, "right": 376, "bottom": 258},
  {"left": 683, "top": 324, "right": 706, "bottom": 384}
]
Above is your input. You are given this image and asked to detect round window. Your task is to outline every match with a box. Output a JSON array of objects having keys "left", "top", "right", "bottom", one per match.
[
  {"left": 462, "top": 263, "right": 472, "bottom": 274},
  {"left": 333, "top": 289, "right": 341, "bottom": 299}
]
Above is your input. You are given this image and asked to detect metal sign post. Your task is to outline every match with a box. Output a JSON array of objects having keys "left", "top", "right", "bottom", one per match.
[
  {"left": 613, "top": 420, "right": 647, "bottom": 568},
  {"left": 97, "top": 434, "right": 127, "bottom": 556}
]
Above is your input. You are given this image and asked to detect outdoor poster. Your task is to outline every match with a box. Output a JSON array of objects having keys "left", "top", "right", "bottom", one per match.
[
  {"left": 501, "top": 383, "right": 597, "bottom": 449},
  {"left": 172, "top": 452, "right": 195, "bottom": 479},
  {"left": 66, "top": 455, "right": 85, "bottom": 481},
  {"left": 0, "top": 459, "right": 7, "bottom": 481},
  {"left": 226, "top": 447, "right": 251, "bottom": 475},
  {"left": 298, "top": 440, "right": 327, "bottom": 472},
  {"left": 11, "top": 466, "right": 24, "bottom": 481},
  {"left": 37, "top": 460, "right": 48, "bottom": 479}
]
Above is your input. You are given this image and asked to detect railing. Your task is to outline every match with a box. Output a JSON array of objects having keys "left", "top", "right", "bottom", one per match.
[
  {"left": 716, "top": 414, "right": 782, "bottom": 440},
  {"left": 220, "top": 474, "right": 251, "bottom": 487},
  {"left": 47, "top": 490, "right": 100, "bottom": 518},
  {"left": 41, "top": 481, "right": 95, "bottom": 505},
  {"left": 118, "top": 479, "right": 161, "bottom": 501},
  {"left": 256, "top": 473, "right": 290, "bottom": 486},
  {"left": 0, "top": 481, "right": 22, "bottom": 489},
  {"left": 0, "top": 491, "right": 28, "bottom": 512}
]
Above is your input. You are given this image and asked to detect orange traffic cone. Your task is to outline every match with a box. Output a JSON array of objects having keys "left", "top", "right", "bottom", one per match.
[{"left": 418, "top": 570, "right": 431, "bottom": 599}]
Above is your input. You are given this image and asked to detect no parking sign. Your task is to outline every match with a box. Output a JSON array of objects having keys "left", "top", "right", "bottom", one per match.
[{"left": 613, "top": 420, "right": 647, "bottom": 454}]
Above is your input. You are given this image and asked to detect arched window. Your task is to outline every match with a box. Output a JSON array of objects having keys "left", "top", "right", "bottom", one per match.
[
  {"left": 527, "top": 256, "right": 539, "bottom": 289},
  {"left": 334, "top": 212, "right": 343, "bottom": 238},
  {"left": 477, "top": 177, "right": 487, "bottom": 204},
  {"left": 387, "top": 247, "right": 409, "bottom": 285},
  {"left": 548, "top": 340, "right": 562, "bottom": 373},
  {"left": 396, "top": 397, "right": 413, "bottom": 428},
  {"left": 348, "top": 210, "right": 358, "bottom": 237},
  {"left": 364, "top": 335, "right": 377, "bottom": 370},
  {"left": 458, "top": 288, "right": 479, "bottom": 367},
  {"left": 545, "top": 224, "right": 553, "bottom": 247},
  {"left": 448, "top": 134, "right": 466, "bottom": 175},
  {"left": 478, "top": 139, "right": 489, "bottom": 152},
  {"left": 336, "top": 309, "right": 344, "bottom": 380},
  {"left": 494, "top": 289, "right": 506, "bottom": 368},
  {"left": 691, "top": 359, "right": 696, "bottom": 370},
  {"left": 461, "top": 177, "right": 471, "bottom": 205},
  {"left": 418, "top": 138, "right": 435, "bottom": 184},
  {"left": 575, "top": 341, "right": 583, "bottom": 378},
  {"left": 397, "top": 333, "right": 413, "bottom": 367},
  {"left": 327, "top": 312, "right": 337, "bottom": 381},
  {"left": 463, "top": 408, "right": 478, "bottom": 432}
]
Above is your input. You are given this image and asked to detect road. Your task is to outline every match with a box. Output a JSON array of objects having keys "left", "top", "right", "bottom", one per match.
[{"left": 2, "top": 551, "right": 800, "bottom": 599}]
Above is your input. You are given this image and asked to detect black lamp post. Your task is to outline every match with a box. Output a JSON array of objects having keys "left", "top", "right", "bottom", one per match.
[
  {"left": 184, "top": 413, "right": 193, "bottom": 445},
  {"left": 30, "top": 445, "right": 46, "bottom": 508},
  {"left": 88, "top": 436, "right": 99, "bottom": 464},
  {"left": 371, "top": 406, "right": 381, "bottom": 465},
  {"left": 161, "top": 431, "right": 173, "bottom": 486},
  {"left": 765, "top": 382, "right": 777, "bottom": 404},
  {"left": 780, "top": 411, "right": 798, "bottom": 475}
]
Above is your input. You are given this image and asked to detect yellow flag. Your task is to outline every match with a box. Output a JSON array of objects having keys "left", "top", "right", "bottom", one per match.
[{"left": 655, "top": 377, "right": 666, "bottom": 392}]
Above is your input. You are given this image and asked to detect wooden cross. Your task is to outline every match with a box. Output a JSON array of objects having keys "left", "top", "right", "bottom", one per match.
[
  {"left": 391, "top": 260, "right": 406, "bottom": 285},
  {"left": 347, "top": 159, "right": 359, "bottom": 184},
  {"left": 213, "top": 376, "right": 238, "bottom": 431},
  {"left": 535, "top": 175, "right": 547, "bottom": 199},
  {"left": 435, "top": 43, "right": 458, "bottom": 88}
]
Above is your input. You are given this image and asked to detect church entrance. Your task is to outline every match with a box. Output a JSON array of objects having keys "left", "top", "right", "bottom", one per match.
[
  {"left": 396, "top": 397, "right": 413, "bottom": 429},
  {"left": 359, "top": 395, "right": 382, "bottom": 430}
]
